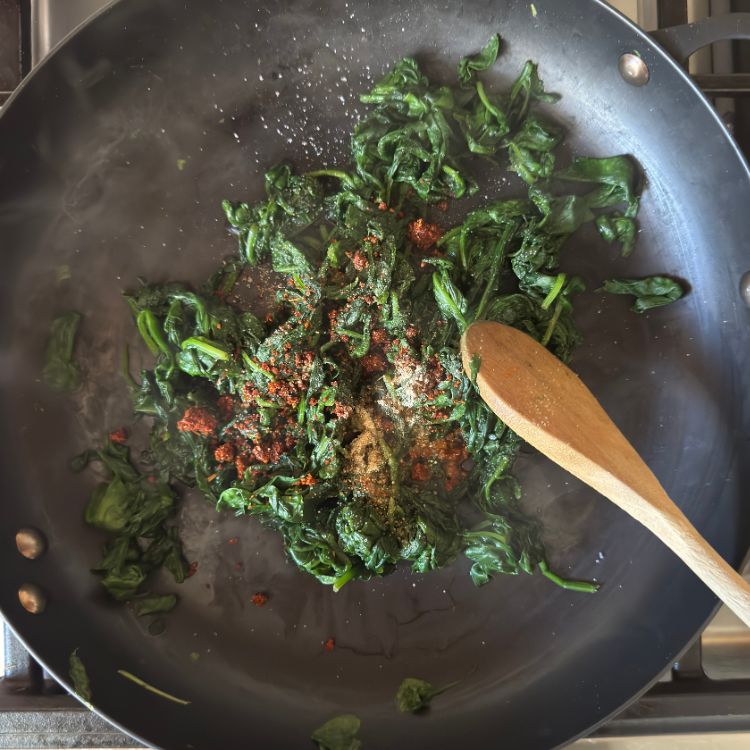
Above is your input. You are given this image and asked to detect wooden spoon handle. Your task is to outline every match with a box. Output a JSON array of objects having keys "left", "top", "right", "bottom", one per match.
[
  {"left": 633, "top": 495, "right": 750, "bottom": 628},
  {"left": 462, "top": 321, "right": 750, "bottom": 625},
  {"left": 547, "top": 439, "right": 750, "bottom": 627}
]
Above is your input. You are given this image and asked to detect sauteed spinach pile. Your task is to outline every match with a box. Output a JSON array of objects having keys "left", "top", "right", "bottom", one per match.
[{"left": 64, "top": 35, "right": 684, "bottom": 608}]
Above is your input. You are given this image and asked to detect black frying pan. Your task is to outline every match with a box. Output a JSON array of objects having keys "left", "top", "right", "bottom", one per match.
[{"left": 1, "top": 1, "right": 750, "bottom": 748}]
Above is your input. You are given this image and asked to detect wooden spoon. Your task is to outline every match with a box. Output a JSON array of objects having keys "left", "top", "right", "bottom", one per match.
[{"left": 461, "top": 320, "right": 750, "bottom": 627}]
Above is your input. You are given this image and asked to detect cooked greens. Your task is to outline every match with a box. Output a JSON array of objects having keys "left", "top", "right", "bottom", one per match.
[
  {"left": 601, "top": 276, "right": 686, "bottom": 313},
  {"left": 73, "top": 441, "right": 187, "bottom": 604},
  {"left": 72, "top": 35, "right": 686, "bottom": 605},
  {"left": 43, "top": 312, "right": 82, "bottom": 392},
  {"left": 311, "top": 714, "right": 362, "bottom": 750},
  {"left": 69, "top": 649, "right": 93, "bottom": 704},
  {"left": 395, "top": 677, "right": 457, "bottom": 713}
]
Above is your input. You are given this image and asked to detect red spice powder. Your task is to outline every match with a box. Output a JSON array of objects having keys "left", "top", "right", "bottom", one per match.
[
  {"left": 216, "top": 395, "right": 235, "bottom": 421},
  {"left": 352, "top": 250, "right": 369, "bottom": 271},
  {"left": 361, "top": 353, "right": 387, "bottom": 376},
  {"left": 187, "top": 561, "right": 199, "bottom": 578},
  {"left": 333, "top": 402, "right": 353, "bottom": 420},
  {"left": 235, "top": 454, "right": 248, "bottom": 480},
  {"left": 407, "top": 218, "right": 443, "bottom": 250},
  {"left": 410, "top": 462, "right": 431, "bottom": 482},
  {"left": 214, "top": 443, "right": 235, "bottom": 463},
  {"left": 251, "top": 592, "right": 268, "bottom": 607},
  {"left": 323, "top": 638, "right": 335, "bottom": 652},
  {"left": 177, "top": 407, "right": 218, "bottom": 436}
]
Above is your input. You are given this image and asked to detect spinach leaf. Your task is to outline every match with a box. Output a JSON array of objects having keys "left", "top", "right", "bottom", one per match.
[
  {"left": 76, "top": 441, "right": 186, "bottom": 604},
  {"left": 559, "top": 155, "right": 640, "bottom": 217},
  {"left": 457, "top": 34, "right": 500, "bottom": 84},
  {"left": 395, "top": 677, "right": 457, "bottom": 713},
  {"left": 43, "top": 312, "right": 82, "bottom": 392},
  {"left": 311, "top": 714, "right": 362, "bottom": 750},
  {"left": 69, "top": 649, "right": 92, "bottom": 704},
  {"left": 132, "top": 594, "right": 178, "bottom": 617},
  {"left": 601, "top": 276, "right": 686, "bottom": 313}
]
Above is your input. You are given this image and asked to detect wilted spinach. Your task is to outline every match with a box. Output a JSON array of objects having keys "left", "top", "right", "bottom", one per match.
[
  {"left": 75, "top": 34, "right": 685, "bottom": 608},
  {"left": 395, "top": 677, "right": 457, "bottom": 713},
  {"left": 601, "top": 276, "right": 686, "bottom": 313},
  {"left": 74, "top": 441, "right": 186, "bottom": 604},
  {"left": 69, "top": 649, "right": 92, "bottom": 704},
  {"left": 311, "top": 714, "right": 362, "bottom": 750},
  {"left": 43, "top": 312, "right": 82, "bottom": 392}
]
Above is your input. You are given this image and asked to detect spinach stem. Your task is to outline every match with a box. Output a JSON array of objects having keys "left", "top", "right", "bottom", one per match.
[
  {"left": 541, "top": 298, "right": 564, "bottom": 347},
  {"left": 242, "top": 352, "right": 275, "bottom": 380},
  {"left": 117, "top": 670, "right": 191, "bottom": 705},
  {"left": 474, "top": 224, "right": 515, "bottom": 321},
  {"left": 538, "top": 561, "right": 599, "bottom": 593},
  {"left": 541, "top": 273, "right": 567, "bottom": 310},
  {"left": 181, "top": 337, "right": 231, "bottom": 361},
  {"left": 333, "top": 566, "right": 357, "bottom": 592}
]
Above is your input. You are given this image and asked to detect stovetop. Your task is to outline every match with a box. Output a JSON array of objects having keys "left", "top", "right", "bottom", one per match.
[{"left": 3, "top": 1, "right": 750, "bottom": 748}]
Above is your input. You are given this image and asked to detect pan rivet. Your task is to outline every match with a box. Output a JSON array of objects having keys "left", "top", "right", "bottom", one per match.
[
  {"left": 15, "top": 528, "right": 47, "bottom": 560},
  {"left": 740, "top": 272, "right": 750, "bottom": 306},
  {"left": 18, "top": 583, "right": 47, "bottom": 614},
  {"left": 619, "top": 53, "right": 650, "bottom": 86}
]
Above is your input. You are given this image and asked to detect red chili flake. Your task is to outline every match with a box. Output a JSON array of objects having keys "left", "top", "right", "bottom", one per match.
[
  {"left": 407, "top": 218, "right": 443, "bottom": 250},
  {"left": 108, "top": 428, "right": 128, "bottom": 444},
  {"left": 251, "top": 592, "right": 269, "bottom": 607},
  {"left": 187, "top": 561, "right": 199, "bottom": 578},
  {"left": 297, "top": 473, "right": 317, "bottom": 486},
  {"left": 405, "top": 325, "right": 418, "bottom": 340},
  {"left": 146, "top": 475, "right": 158, "bottom": 484},
  {"left": 377, "top": 201, "right": 388, "bottom": 211},
  {"left": 323, "top": 638, "right": 335, "bottom": 652},
  {"left": 176, "top": 406, "right": 218, "bottom": 436},
  {"left": 363, "top": 235, "right": 378, "bottom": 245},
  {"left": 228, "top": 537, "right": 239, "bottom": 545}
]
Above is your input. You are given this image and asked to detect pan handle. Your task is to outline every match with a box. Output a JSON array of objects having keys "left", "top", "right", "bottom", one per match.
[{"left": 652, "top": 13, "right": 750, "bottom": 64}]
